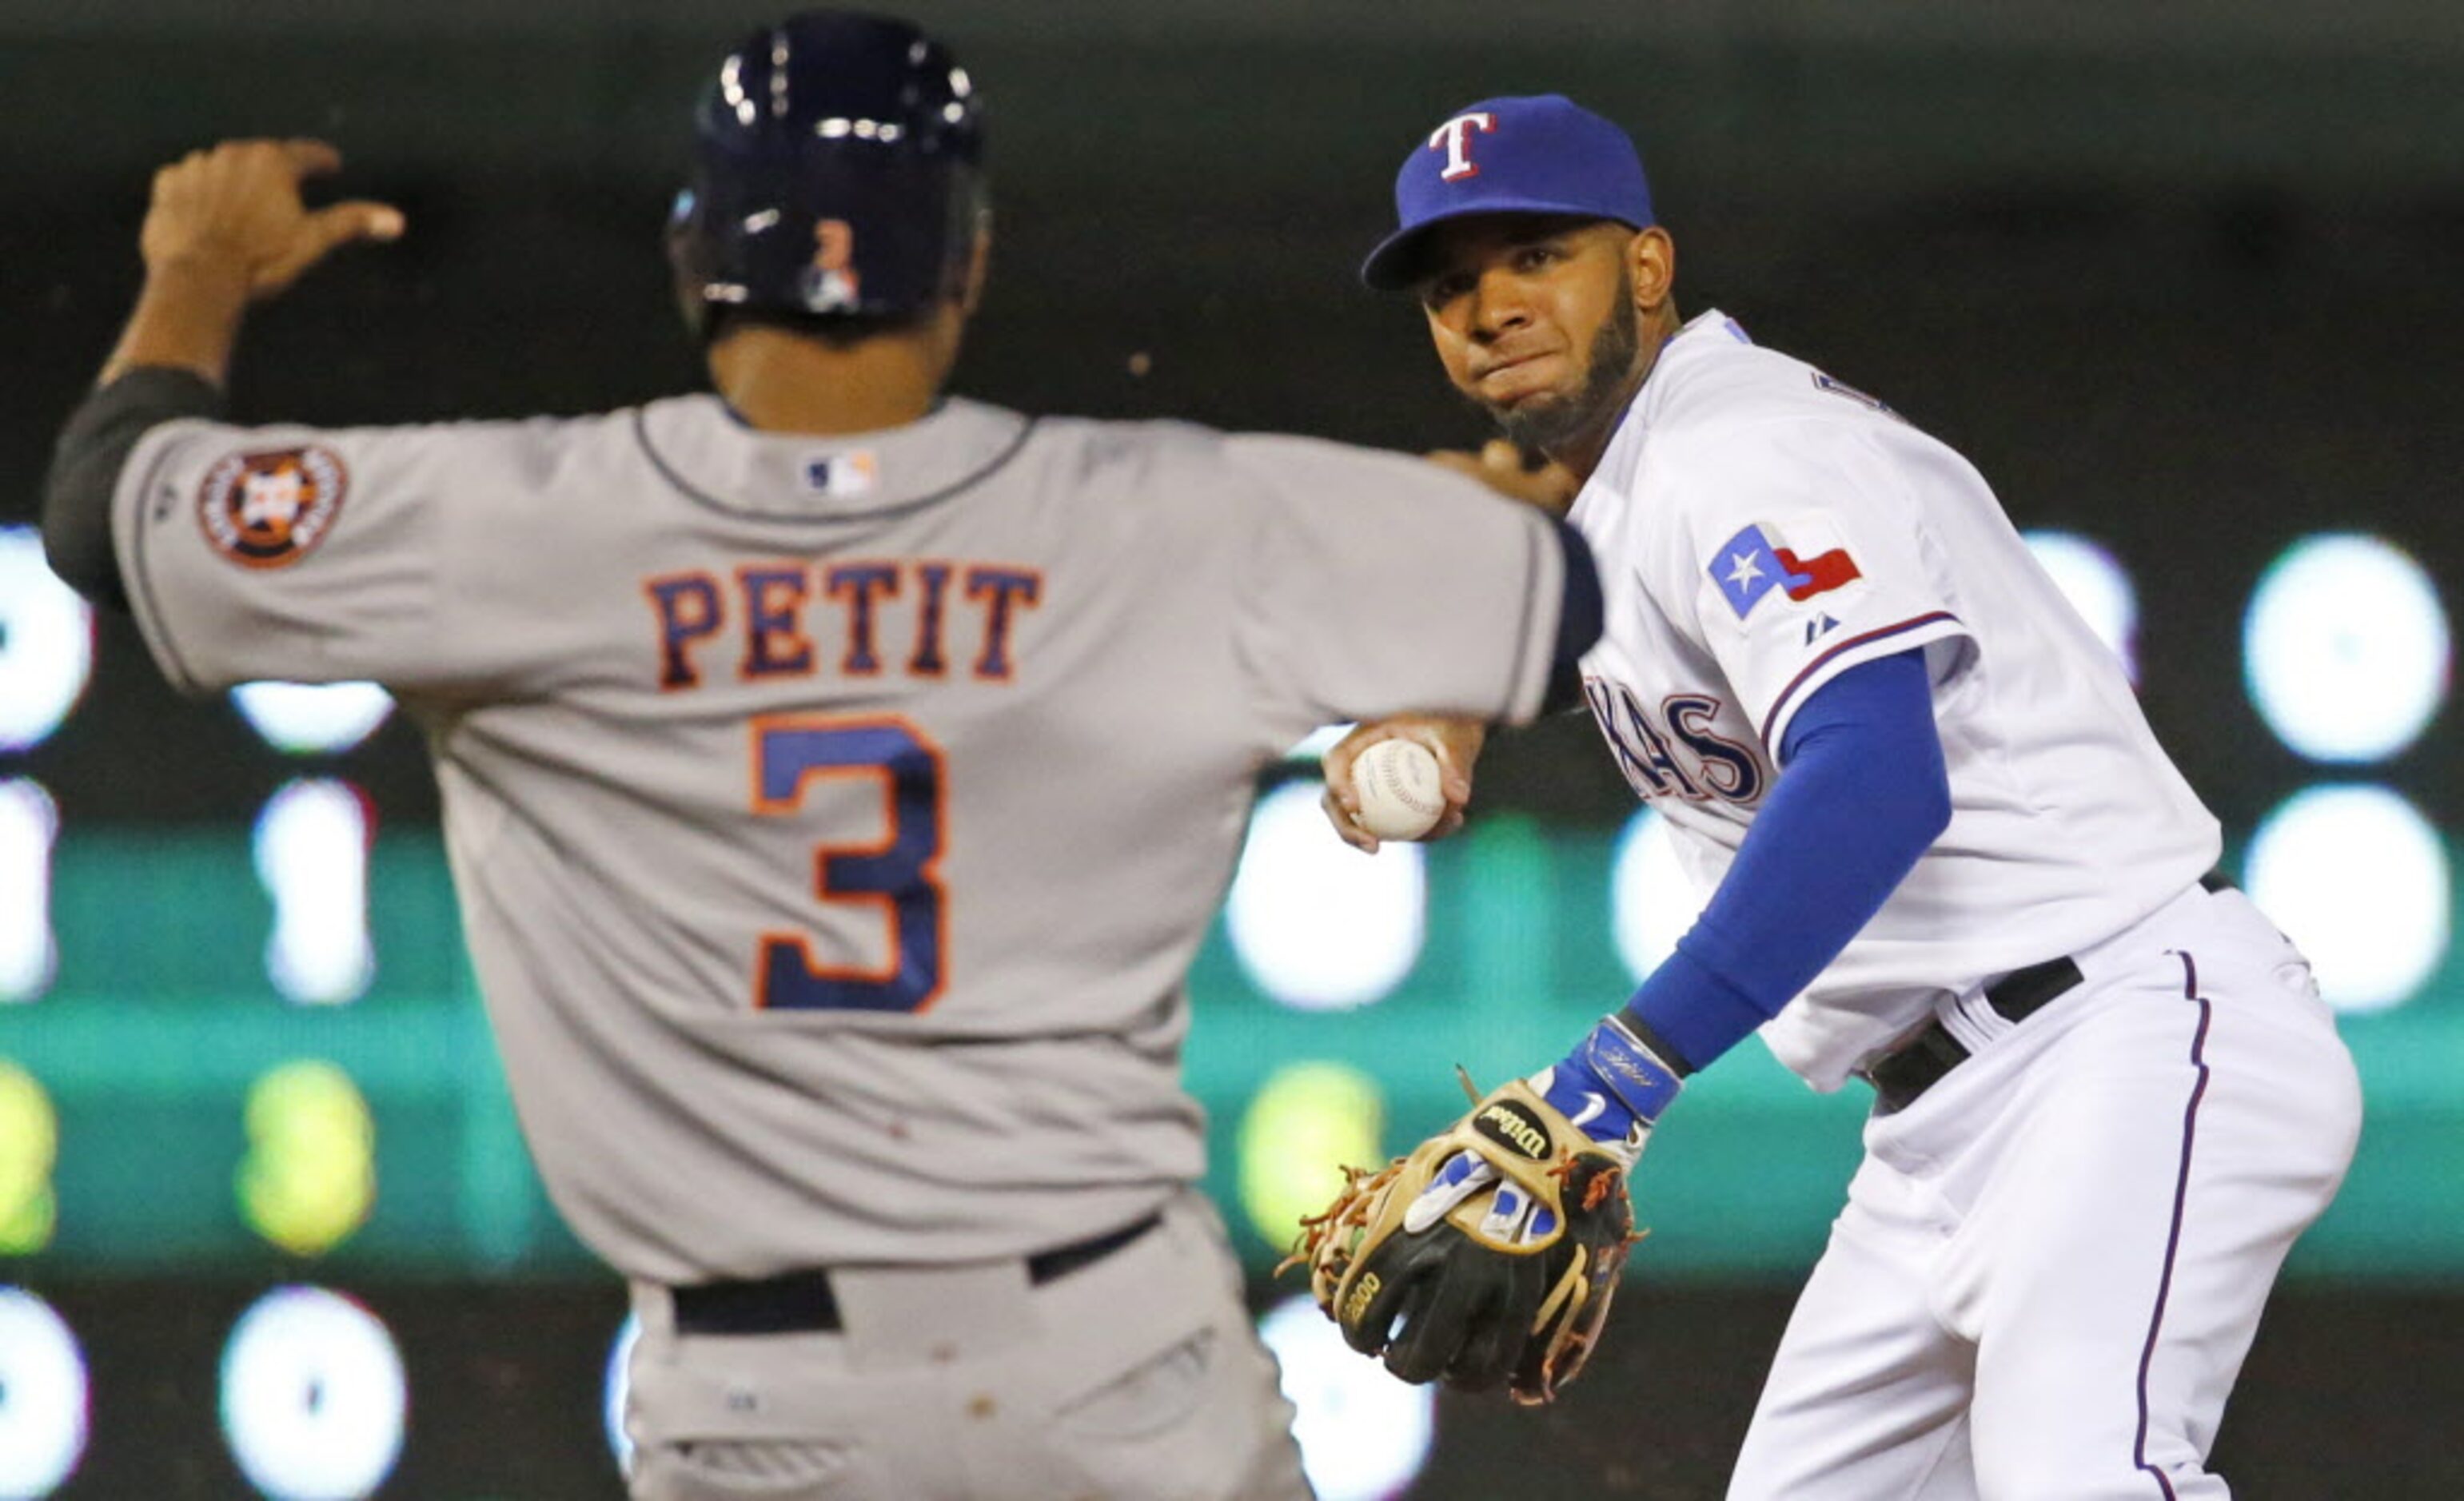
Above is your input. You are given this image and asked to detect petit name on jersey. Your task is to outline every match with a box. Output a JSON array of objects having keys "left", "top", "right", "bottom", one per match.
[{"left": 644, "top": 558, "right": 1043, "bottom": 689}]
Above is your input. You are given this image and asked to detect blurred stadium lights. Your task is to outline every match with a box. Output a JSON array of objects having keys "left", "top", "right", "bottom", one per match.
[
  {"left": 0, "top": 1286, "right": 86, "bottom": 1498},
  {"left": 1612, "top": 807, "right": 1708, "bottom": 985},
  {"left": 253, "top": 780, "right": 377, "bottom": 1005},
  {"left": 0, "top": 781, "right": 58, "bottom": 1002},
  {"left": 2244, "top": 533, "right": 2450, "bottom": 764},
  {"left": 1260, "top": 1292, "right": 1437, "bottom": 1501},
  {"left": 1286, "top": 723, "right": 1353, "bottom": 763},
  {"left": 0, "top": 1062, "right": 59, "bottom": 1256},
  {"left": 1238, "top": 1061, "right": 1384, "bottom": 1252},
  {"left": 238, "top": 1061, "right": 378, "bottom": 1258},
  {"left": 0, "top": 528, "right": 93, "bottom": 754},
  {"left": 230, "top": 682, "right": 397, "bottom": 758},
  {"left": 2021, "top": 529, "right": 2140, "bottom": 683},
  {"left": 2246, "top": 783, "right": 2450, "bottom": 1012},
  {"left": 1226, "top": 783, "right": 1425, "bottom": 1009},
  {"left": 218, "top": 1287, "right": 406, "bottom": 1501},
  {"left": 604, "top": 1314, "right": 640, "bottom": 1478}
]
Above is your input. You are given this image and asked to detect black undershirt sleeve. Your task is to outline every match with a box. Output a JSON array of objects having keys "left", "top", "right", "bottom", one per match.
[
  {"left": 1541, "top": 516, "right": 1603, "bottom": 715},
  {"left": 41, "top": 367, "right": 229, "bottom": 613}
]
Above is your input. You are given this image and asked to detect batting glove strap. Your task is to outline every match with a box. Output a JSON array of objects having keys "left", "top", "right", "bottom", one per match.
[
  {"left": 1582, "top": 1013, "right": 1686, "bottom": 1120},
  {"left": 1532, "top": 1015, "right": 1685, "bottom": 1166}
]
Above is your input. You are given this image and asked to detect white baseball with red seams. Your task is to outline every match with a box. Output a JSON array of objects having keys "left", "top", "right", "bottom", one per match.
[{"left": 1350, "top": 737, "right": 1446, "bottom": 840}]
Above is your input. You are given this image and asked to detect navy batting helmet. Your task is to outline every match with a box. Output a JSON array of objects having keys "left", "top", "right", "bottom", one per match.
[{"left": 667, "top": 10, "right": 986, "bottom": 336}]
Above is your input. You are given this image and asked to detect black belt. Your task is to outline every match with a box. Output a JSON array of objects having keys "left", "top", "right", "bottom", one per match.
[
  {"left": 672, "top": 1212, "right": 1163, "bottom": 1336},
  {"left": 1863, "top": 870, "right": 2233, "bottom": 1115}
]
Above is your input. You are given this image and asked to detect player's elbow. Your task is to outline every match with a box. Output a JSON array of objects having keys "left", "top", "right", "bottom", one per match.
[
  {"left": 41, "top": 368, "right": 226, "bottom": 611},
  {"left": 1914, "top": 750, "right": 1952, "bottom": 838},
  {"left": 1891, "top": 742, "right": 1954, "bottom": 867},
  {"left": 40, "top": 441, "right": 127, "bottom": 607}
]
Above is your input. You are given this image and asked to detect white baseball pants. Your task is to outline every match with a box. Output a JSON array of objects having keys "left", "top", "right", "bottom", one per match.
[
  {"left": 1728, "top": 884, "right": 2362, "bottom": 1499},
  {"left": 623, "top": 1188, "right": 1313, "bottom": 1500}
]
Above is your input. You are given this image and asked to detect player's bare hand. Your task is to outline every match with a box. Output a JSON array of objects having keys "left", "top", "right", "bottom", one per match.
[
  {"left": 1319, "top": 715, "right": 1486, "bottom": 854},
  {"left": 1426, "top": 440, "right": 1581, "bottom": 516},
  {"left": 142, "top": 138, "right": 405, "bottom": 300}
]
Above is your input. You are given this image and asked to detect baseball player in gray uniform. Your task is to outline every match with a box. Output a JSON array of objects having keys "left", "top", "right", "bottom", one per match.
[{"left": 38, "top": 15, "right": 1605, "bottom": 1499}]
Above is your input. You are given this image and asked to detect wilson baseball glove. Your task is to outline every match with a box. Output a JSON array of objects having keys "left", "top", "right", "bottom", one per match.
[{"left": 1284, "top": 1074, "right": 1637, "bottom": 1404}]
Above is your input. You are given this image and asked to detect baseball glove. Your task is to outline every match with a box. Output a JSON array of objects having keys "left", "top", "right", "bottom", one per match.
[{"left": 1282, "top": 1074, "right": 1637, "bottom": 1404}]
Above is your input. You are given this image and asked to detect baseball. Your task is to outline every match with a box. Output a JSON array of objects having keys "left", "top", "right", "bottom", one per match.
[{"left": 1349, "top": 739, "right": 1448, "bottom": 842}]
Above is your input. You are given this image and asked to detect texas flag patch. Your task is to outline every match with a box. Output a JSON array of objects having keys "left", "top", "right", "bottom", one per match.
[{"left": 1710, "top": 524, "right": 1864, "bottom": 619}]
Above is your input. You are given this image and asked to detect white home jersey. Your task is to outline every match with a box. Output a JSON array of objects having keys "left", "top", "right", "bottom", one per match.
[
  {"left": 111, "top": 394, "right": 1569, "bottom": 1282},
  {"left": 1569, "top": 311, "right": 2219, "bottom": 1089}
]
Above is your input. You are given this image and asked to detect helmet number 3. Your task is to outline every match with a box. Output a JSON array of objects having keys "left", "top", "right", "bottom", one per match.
[
  {"left": 804, "top": 217, "right": 862, "bottom": 313},
  {"left": 752, "top": 716, "right": 946, "bottom": 1012}
]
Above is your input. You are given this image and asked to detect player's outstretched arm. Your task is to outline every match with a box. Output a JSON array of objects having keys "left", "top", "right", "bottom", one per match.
[
  {"left": 1319, "top": 715, "right": 1485, "bottom": 853},
  {"left": 1313, "top": 441, "right": 1580, "bottom": 852},
  {"left": 99, "top": 137, "right": 404, "bottom": 388},
  {"left": 45, "top": 140, "right": 403, "bottom": 607}
]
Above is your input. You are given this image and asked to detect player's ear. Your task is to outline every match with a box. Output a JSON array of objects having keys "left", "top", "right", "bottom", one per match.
[{"left": 1628, "top": 226, "right": 1675, "bottom": 312}]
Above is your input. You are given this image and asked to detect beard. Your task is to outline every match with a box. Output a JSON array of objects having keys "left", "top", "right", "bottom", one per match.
[{"left": 1479, "top": 273, "right": 1643, "bottom": 457}]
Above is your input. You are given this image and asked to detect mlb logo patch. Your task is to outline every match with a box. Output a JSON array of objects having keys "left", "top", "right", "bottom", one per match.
[
  {"left": 1709, "top": 523, "right": 1864, "bottom": 619},
  {"left": 802, "top": 450, "right": 879, "bottom": 499}
]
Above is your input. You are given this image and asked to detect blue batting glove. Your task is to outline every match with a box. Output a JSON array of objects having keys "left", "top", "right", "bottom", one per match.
[
  {"left": 1397, "top": 1018, "right": 1685, "bottom": 1249},
  {"left": 1528, "top": 1013, "right": 1686, "bottom": 1169}
]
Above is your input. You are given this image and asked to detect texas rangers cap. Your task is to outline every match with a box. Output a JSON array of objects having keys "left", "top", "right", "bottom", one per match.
[{"left": 1361, "top": 94, "right": 1655, "bottom": 290}]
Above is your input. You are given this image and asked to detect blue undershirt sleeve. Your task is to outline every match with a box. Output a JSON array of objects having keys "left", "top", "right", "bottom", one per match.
[{"left": 1620, "top": 647, "right": 1951, "bottom": 1072}]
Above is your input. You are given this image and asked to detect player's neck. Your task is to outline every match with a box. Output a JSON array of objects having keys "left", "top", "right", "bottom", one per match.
[
  {"left": 1550, "top": 364, "right": 1649, "bottom": 482},
  {"left": 707, "top": 323, "right": 958, "bottom": 436},
  {"left": 1549, "top": 308, "right": 1682, "bottom": 481}
]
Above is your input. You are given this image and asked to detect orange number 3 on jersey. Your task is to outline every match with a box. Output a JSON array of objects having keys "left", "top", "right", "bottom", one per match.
[{"left": 751, "top": 716, "right": 948, "bottom": 1011}]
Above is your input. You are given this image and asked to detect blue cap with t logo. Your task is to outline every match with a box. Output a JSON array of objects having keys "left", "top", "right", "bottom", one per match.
[{"left": 1361, "top": 94, "right": 1655, "bottom": 290}]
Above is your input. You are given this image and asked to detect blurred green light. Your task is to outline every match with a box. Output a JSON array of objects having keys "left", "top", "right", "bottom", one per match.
[
  {"left": 237, "top": 1060, "right": 377, "bottom": 1256},
  {"left": 1238, "top": 1061, "right": 1386, "bottom": 1255},
  {"left": 0, "top": 1061, "right": 58, "bottom": 1253}
]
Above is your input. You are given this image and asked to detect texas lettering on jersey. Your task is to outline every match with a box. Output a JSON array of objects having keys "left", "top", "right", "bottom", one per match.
[
  {"left": 1583, "top": 677, "right": 1765, "bottom": 806},
  {"left": 643, "top": 558, "right": 1043, "bottom": 689}
]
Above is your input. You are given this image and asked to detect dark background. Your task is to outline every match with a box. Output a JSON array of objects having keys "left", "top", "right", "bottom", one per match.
[
  {"left": 6, "top": 2, "right": 2463, "bottom": 1495},
  {"left": 32, "top": 1280, "right": 2464, "bottom": 1498},
  {"left": 6, "top": 2, "right": 2464, "bottom": 837}
]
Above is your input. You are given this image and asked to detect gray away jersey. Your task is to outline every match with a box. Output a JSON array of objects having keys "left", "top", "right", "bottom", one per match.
[{"left": 112, "top": 395, "right": 1566, "bottom": 1282}]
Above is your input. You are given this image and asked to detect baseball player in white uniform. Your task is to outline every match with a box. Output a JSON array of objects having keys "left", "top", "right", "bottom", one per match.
[
  {"left": 1321, "top": 94, "right": 2362, "bottom": 1497},
  {"left": 38, "top": 21, "right": 1611, "bottom": 1500}
]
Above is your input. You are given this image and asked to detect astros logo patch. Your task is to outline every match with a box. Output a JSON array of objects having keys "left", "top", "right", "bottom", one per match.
[{"left": 197, "top": 447, "right": 349, "bottom": 569}]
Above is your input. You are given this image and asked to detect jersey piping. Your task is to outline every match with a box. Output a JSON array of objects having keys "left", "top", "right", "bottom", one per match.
[
  {"left": 1759, "top": 609, "right": 1961, "bottom": 747},
  {"left": 629, "top": 404, "right": 1040, "bottom": 526}
]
